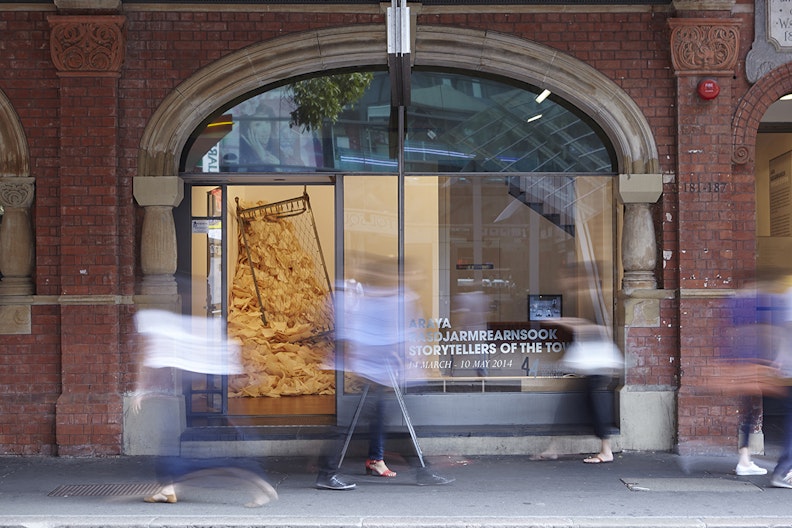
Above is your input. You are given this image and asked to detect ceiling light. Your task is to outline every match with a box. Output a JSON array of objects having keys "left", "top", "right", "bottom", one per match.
[
  {"left": 526, "top": 114, "right": 542, "bottom": 123},
  {"left": 535, "top": 89, "right": 551, "bottom": 103},
  {"left": 780, "top": 94, "right": 792, "bottom": 101}
]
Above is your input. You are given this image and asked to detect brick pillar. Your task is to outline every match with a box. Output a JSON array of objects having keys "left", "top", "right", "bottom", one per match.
[
  {"left": 49, "top": 14, "right": 127, "bottom": 455},
  {"left": 669, "top": 16, "right": 746, "bottom": 455}
]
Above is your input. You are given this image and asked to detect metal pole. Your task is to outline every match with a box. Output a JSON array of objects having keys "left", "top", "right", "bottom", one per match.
[
  {"left": 387, "top": 360, "right": 426, "bottom": 468},
  {"left": 336, "top": 383, "right": 370, "bottom": 469}
]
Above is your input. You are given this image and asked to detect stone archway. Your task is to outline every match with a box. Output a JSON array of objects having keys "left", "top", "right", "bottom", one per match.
[
  {"left": 731, "top": 62, "right": 792, "bottom": 293},
  {"left": 0, "top": 89, "right": 34, "bottom": 299},
  {"left": 135, "top": 24, "right": 662, "bottom": 295},
  {"left": 732, "top": 62, "right": 792, "bottom": 166},
  {"left": 130, "top": 23, "right": 670, "bottom": 454}
]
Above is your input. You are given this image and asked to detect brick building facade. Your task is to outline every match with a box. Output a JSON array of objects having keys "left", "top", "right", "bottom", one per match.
[{"left": 0, "top": 0, "right": 787, "bottom": 457}]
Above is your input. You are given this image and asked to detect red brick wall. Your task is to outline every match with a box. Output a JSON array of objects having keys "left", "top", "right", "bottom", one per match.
[
  {"left": 0, "top": 10, "right": 60, "bottom": 455},
  {"left": 0, "top": 305, "right": 60, "bottom": 455},
  {"left": 673, "top": 46, "right": 754, "bottom": 452},
  {"left": 0, "top": 6, "right": 760, "bottom": 455}
]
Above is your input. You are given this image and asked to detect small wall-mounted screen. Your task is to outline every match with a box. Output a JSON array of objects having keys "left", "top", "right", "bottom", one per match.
[{"left": 528, "top": 294, "right": 562, "bottom": 321}]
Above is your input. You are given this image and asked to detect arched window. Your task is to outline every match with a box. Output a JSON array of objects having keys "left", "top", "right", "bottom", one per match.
[{"left": 182, "top": 70, "right": 616, "bottom": 175}]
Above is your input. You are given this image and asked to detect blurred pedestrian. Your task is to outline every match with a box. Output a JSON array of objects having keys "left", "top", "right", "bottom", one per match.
[
  {"left": 769, "top": 276, "right": 792, "bottom": 488},
  {"left": 722, "top": 283, "right": 779, "bottom": 477},
  {"left": 132, "top": 309, "right": 278, "bottom": 506},
  {"left": 557, "top": 318, "right": 623, "bottom": 464},
  {"left": 315, "top": 255, "right": 453, "bottom": 489},
  {"left": 451, "top": 287, "right": 491, "bottom": 376}
]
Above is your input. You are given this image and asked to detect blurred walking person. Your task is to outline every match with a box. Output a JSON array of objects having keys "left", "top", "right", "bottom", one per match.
[
  {"left": 557, "top": 318, "right": 623, "bottom": 463},
  {"left": 132, "top": 309, "right": 278, "bottom": 506},
  {"left": 315, "top": 254, "right": 453, "bottom": 489},
  {"left": 769, "top": 276, "right": 792, "bottom": 488}
]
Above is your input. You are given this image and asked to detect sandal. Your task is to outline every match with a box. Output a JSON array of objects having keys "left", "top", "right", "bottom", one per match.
[
  {"left": 144, "top": 491, "right": 177, "bottom": 503},
  {"left": 366, "top": 459, "right": 397, "bottom": 477},
  {"left": 583, "top": 454, "right": 613, "bottom": 464}
]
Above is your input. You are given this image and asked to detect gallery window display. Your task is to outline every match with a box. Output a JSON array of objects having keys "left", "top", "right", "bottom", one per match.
[{"left": 180, "top": 68, "right": 618, "bottom": 426}]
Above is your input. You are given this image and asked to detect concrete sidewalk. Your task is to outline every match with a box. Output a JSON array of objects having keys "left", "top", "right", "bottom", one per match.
[{"left": 1, "top": 449, "right": 792, "bottom": 528}]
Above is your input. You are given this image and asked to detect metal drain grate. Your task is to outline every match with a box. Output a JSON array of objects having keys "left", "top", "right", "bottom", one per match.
[{"left": 49, "top": 482, "right": 161, "bottom": 497}]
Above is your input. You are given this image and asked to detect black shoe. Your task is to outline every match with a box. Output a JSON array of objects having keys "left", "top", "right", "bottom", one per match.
[
  {"left": 416, "top": 469, "right": 455, "bottom": 486},
  {"left": 315, "top": 472, "right": 356, "bottom": 490}
]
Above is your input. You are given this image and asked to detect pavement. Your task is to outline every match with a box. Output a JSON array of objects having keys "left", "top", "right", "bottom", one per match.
[{"left": 2, "top": 445, "right": 792, "bottom": 528}]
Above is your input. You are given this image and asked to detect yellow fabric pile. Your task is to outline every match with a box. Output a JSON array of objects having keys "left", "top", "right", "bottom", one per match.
[{"left": 228, "top": 201, "right": 335, "bottom": 398}]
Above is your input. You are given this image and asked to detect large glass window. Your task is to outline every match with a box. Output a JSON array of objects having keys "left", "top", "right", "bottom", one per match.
[
  {"left": 402, "top": 175, "right": 614, "bottom": 393},
  {"left": 181, "top": 67, "right": 618, "bottom": 409},
  {"left": 182, "top": 71, "right": 616, "bottom": 175}
]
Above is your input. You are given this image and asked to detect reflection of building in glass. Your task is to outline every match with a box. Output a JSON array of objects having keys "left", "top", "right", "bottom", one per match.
[{"left": 184, "top": 71, "right": 614, "bottom": 176}]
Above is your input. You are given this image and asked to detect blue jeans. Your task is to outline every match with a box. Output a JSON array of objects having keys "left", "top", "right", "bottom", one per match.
[
  {"left": 367, "top": 384, "right": 386, "bottom": 460},
  {"left": 738, "top": 394, "right": 762, "bottom": 450},
  {"left": 318, "top": 382, "right": 387, "bottom": 474},
  {"left": 155, "top": 456, "right": 264, "bottom": 485}
]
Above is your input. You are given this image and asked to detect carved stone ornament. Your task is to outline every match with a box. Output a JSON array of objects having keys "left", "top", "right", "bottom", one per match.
[
  {"left": 0, "top": 178, "right": 34, "bottom": 209},
  {"left": 48, "top": 15, "right": 125, "bottom": 77},
  {"left": 732, "top": 144, "right": 751, "bottom": 165},
  {"left": 669, "top": 18, "right": 740, "bottom": 75}
]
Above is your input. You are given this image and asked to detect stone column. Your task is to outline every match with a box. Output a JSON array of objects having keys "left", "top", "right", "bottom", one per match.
[
  {"left": 133, "top": 176, "right": 184, "bottom": 296},
  {"left": 619, "top": 173, "right": 662, "bottom": 293},
  {"left": 127, "top": 176, "right": 184, "bottom": 455},
  {"left": 622, "top": 203, "right": 657, "bottom": 292},
  {"left": 0, "top": 178, "right": 35, "bottom": 296},
  {"left": 617, "top": 173, "right": 671, "bottom": 451}
]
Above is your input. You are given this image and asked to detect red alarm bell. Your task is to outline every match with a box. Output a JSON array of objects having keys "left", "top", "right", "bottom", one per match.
[{"left": 697, "top": 78, "right": 720, "bottom": 100}]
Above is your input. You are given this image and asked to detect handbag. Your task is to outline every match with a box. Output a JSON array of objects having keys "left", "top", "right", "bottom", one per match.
[
  {"left": 560, "top": 338, "right": 623, "bottom": 375},
  {"left": 704, "top": 360, "right": 788, "bottom": 398}
]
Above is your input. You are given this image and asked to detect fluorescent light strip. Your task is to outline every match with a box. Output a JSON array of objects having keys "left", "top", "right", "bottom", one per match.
[{"left": 535, "top": 89, "right": 551, "bottom": 103}]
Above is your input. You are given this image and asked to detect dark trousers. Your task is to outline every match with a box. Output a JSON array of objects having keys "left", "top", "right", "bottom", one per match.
[
  {"left": 586, "top": 374, "right": 613, "bottom": 440},
  {"left": 319, "top": 382, "right": 387, "bottom": 474},
  {"left": 773, "top": 388, "right": 792, "bottom": 479}
]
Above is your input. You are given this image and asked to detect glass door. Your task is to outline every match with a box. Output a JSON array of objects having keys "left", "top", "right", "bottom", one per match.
[
  {"left": 181, "top": 182, "right": 337, "bottom": 427},
  {"left": 183, "top": 186, "right": 228, "bottom": 425}
]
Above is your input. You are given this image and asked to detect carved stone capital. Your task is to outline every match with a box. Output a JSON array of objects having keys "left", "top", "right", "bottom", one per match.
[
  {"left": 669, "top": 18, "right": 740, "bottom": 75},
  {"left": 48, "top": 15, "right": 126, "bottom": 77},
  {"left": 0, "top": 177, "right": 35, "bottom": 209}
]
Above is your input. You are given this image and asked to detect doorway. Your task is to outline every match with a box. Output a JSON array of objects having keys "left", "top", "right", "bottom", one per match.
[
  {"left": 754, "top": 97, "right": 792, "bottom": 446},
  {"left": 178, "top": 182, "right": 337, "bottom": 427}
]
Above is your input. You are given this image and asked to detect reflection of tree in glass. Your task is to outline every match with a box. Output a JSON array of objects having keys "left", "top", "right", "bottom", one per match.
[{"left": 288, "top": 73, "right": 374, "bottom": 132}]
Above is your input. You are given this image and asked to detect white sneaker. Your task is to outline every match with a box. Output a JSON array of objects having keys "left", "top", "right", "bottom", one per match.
[
  {"left": 736, "top": 462, "right": 768, "bottom": 476},
  {"left": 771, "top": 470, "right": 792, "bottom": 488}
]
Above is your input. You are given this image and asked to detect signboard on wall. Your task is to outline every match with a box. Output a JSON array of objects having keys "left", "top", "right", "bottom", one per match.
[
  {"left": 769, "top": 150, "right": 792, "bottom": 236},
  {"left": 770, "top": 0, "right": 792, "bottom": 49},
  {"left": 747, "top": 0, "right": 792, "bottom": 82},
  {"left": 405, "top": 318, "right": 572, "bottom": 378}
]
